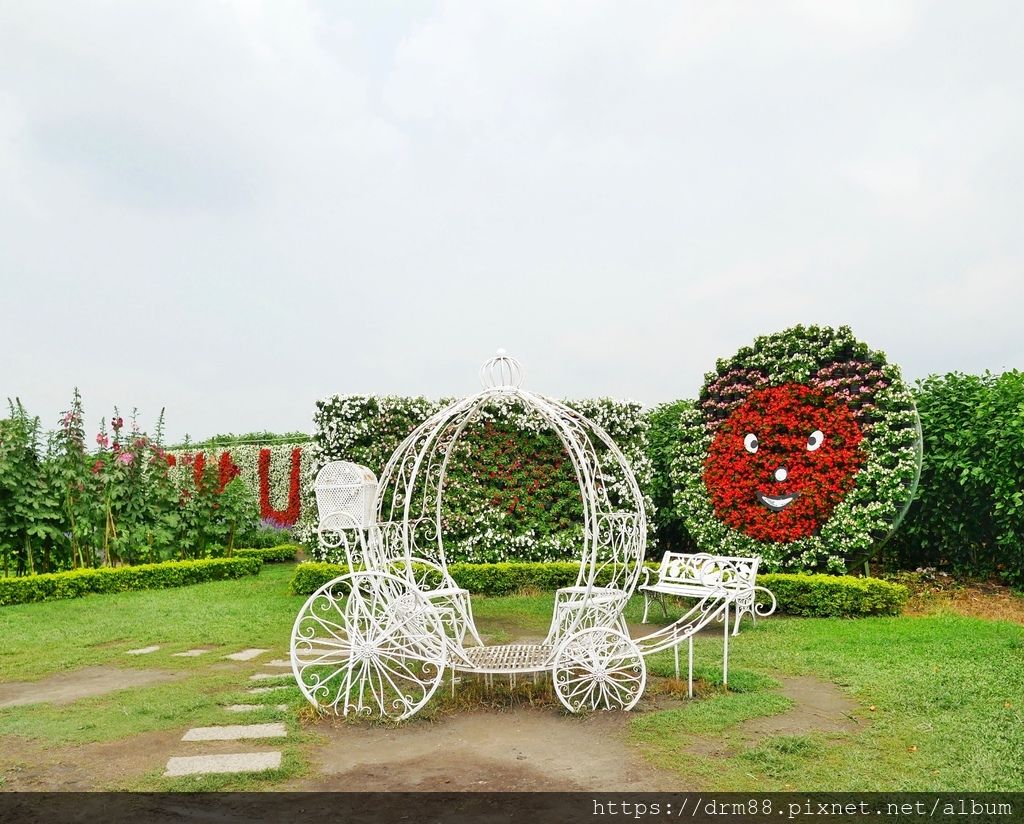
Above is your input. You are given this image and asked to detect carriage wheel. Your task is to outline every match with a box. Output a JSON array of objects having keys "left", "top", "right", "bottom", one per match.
[
  {"left": 290, "top": 571, "right": 447, "bottom": 721},
  {"left": 552, "top": 627, "right": 646, "bottom": 713}
]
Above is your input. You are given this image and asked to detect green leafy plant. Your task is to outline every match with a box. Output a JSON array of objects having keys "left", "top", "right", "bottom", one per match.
[
  {"left": 0, "top": 400, "right": 61, "bottom": 575},
  {"left": 893, "top": 370, "right": 1024, "bottom": 586}
]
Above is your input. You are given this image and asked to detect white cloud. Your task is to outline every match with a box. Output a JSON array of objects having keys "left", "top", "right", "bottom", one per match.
[{"left": 0, "top": 0, "right": 1021, "bottom": 442}]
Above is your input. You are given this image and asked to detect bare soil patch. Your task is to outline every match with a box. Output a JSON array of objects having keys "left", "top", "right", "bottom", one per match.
[
  {"left": 685, "top": 676, "right": 859, "bottom": 757},
  {"left": 0, "top": 666, "right": 186, "bottom": 709},
  {"left": 905, "top": 581, "right": 1024, "bottom": 624},
  {"left": 288, "top": 707, "right": 689, "bottom": 791},
  {"left": 0, "top": 729, "right": 182, "bottom": 790}
]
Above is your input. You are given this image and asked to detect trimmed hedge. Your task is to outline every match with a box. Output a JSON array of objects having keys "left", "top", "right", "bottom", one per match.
[
  {"left": 758, "top": 573, "right": 907, "bottom": 617},
  {"left": 235, "top": 545, "right": 299, "bottom": 563},
  {"left": 289, "top": 562, "right": 907, "bottom": 617},
  {"left": 0, "top": 556, "right": 262, "bottom": 607}
]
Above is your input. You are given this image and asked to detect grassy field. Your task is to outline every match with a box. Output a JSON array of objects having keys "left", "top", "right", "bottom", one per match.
[{"left": 1, "top": 563, "right": 1022, "bottom": 791}]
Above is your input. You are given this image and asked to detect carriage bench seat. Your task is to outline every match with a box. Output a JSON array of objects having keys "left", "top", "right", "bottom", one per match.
[{"left": 639, "top": 552, "right": 774, "bottom": 636}]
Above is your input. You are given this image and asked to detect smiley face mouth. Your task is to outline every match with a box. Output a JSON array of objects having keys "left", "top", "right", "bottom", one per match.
[{"left": 756, "top": 491, "right": 801, "bottom": 512}]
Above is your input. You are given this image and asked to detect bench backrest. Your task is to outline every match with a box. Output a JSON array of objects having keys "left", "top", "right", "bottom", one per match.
[{"left": 657, "top": 552, "right": 760, "bottom": 590}]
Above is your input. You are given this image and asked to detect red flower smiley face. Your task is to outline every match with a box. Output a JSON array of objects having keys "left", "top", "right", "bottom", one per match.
[{"left": 703, "top": 384, "right": 866, "bottom": 542}]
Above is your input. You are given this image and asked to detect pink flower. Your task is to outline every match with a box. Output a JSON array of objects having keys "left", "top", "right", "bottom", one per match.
[
  {"left": 91, "top": 459, "right": 103, "bottom": 474},
  {"left": 112, "top": 416, "right": 124, "bottom": 431},
  {"left": 96, "top": 434, "right": 110, "bottom": 448},
  {"left": 117, "top": 452, "right": 134, "bottom": 465},
  {"left": 63, "top": 412, "right": 75, "bottom": 425}
]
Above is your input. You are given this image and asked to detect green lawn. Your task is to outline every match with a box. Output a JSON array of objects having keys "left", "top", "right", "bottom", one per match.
[{"left": 1, "top": 564, "right": 1021, "bottom": 791}]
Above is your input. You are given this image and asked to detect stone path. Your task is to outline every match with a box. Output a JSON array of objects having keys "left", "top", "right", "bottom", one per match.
[
  {"left": 226, "top": 704, "right": 289, "bottom": 713},
  {"left": 161, "top": 649, "right": 292, "bottom": 778},
  {"left": 225, "top": 648, "right": 269, "bottom": 662},
  {"left": 183, "top": 723, "right": 287, "bottom": 742},
  {"left": 165, "top": 752, "right": 282, "bottom": 777},
  {"left": 125, "top": 646, "right": 161, "bottom": 655}
]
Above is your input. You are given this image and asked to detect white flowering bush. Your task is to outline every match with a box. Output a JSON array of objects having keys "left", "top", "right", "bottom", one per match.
[{"left": 672, "top": 325, "right": 921, "bottom": 572}]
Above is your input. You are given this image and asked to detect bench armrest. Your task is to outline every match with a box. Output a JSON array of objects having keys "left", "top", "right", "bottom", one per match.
[{"left": 639, "top": 565, "right": 654, "bottom": 588}]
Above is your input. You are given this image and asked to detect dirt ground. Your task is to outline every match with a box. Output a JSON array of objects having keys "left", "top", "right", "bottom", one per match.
[
  {"left": 286, "top": 706, "right": 685, "bottom": 791},
  {"left": 284, "top": 674, "right": 860, "bottom": 791},
  {"left": 683, "top": 676, "right": 859, "bottom": 757},
  {"left": 904, "top": 579, "right": 1024, "bottom": 624},
  {"left": 0, "top": 667, "right": 185, "bottom": 709},
  {"left": 0, "top": 729, "right": 183, "bottom": 790}
]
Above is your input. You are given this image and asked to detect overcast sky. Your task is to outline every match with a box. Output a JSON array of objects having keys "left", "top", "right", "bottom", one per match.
[{"left": 1, "top": 1, "right": 1021, "bottom": 443}]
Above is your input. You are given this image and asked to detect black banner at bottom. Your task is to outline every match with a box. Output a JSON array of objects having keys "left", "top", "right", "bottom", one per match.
[{"left": 0, "top": 792, "right": 1020, "bottom": 824}]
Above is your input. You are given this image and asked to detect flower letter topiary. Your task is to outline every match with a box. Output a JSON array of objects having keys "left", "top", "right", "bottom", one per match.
[{"left": 673, "top": 325, "right": 921, "bottom": 572}]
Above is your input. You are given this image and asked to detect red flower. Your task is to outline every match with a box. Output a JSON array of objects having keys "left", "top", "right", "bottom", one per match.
[
  {"left": 193, "top": 452, "right": 207, "bottom": 488},
  {"left": 218, "top": 451, "right": 241, "bottom": 492},
  {"left": 702, "top": 384, "right": 865, "bottom": 543},
  {"left": 258, "top": 448, "right": 302, "bottom": 526}
]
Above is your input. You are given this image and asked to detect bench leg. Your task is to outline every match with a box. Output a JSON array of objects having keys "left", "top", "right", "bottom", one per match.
[
  {"left": 723, "top": 601, "right": 729, "bottom": 689},
  {"left": 658, "top": 592, "right": 669, "bottom": 620},
  {"left": 732, "top": 604, "right": 743, "bottom": 636},
  {"left": 688, "top": 637, "right": 694, "bottom": 699},
  {"left": 642, "top": 593, "right": 651, "bottom": 624}
]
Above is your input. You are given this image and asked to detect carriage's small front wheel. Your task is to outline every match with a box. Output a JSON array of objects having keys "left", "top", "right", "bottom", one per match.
[{"left": 552, "top": 627, "right": 646, "bottom": 713}]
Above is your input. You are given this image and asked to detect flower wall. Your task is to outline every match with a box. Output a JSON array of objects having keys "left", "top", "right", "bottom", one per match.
[
  {"left": 310, "top": 394, "right": 655, "bottom": 564},
  {"left": 167, "top": 443, "right": 316, "bottom": 530}
]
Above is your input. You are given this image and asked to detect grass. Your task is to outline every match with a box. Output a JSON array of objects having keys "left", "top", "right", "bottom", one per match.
[
  {"left": 1, "top": 566, "right": 1022, "bottom": 791},
  {"left": 631, "top": 612, "right": 1024, "bottom": 791}
]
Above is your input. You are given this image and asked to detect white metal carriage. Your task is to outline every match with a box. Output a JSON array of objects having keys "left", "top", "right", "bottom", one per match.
[{"left": 291, "top": 351, "right": 757, "bottom": 720}]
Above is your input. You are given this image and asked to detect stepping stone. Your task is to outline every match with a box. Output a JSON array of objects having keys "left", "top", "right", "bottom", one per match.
[
  {"left": 246, "top": 686, "right": 290, "bottom": 694},
  {"left": 182, "top": 723, "right": 287, "bottom": 742},
  {"left": 249, "top": 672, "right": 291, "bottom": 681},
  {"left": 225, "top": 704, "right": 289, "bottom": 713},
  {"left": 225, "top": 648, "right": 269, "bottom": 662},
  {"left": 264, "top": 659, "right": 291, "bottom": 668},
  {"left": 126, "top": 646, "right": 160, "bottom": 655},
  {"left": 164, "top": 752, "right": 281, "bottom": 777},
  {"left": 172, "top": 649, "right": 209, "bottom": 658}
]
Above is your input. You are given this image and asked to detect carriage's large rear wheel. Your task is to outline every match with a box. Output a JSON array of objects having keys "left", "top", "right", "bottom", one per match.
[
  {"left": 290, "top": 571, "right": 447, "bottom": 720},
  {"left": 552, "top": 627, "right": 646, "bottom": 712}
]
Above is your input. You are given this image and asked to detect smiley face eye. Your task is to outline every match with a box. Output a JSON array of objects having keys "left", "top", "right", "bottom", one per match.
[
  {"left": 743, "top": 433, "right": 759, "bottom": 454},
  {"left": 807, "top": 430, "right": 824, "bottom": 451}
]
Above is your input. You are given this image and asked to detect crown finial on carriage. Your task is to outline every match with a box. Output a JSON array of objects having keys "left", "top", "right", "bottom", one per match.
[{"left": 479, "top": 348, "right": 525, "bottom": 390}]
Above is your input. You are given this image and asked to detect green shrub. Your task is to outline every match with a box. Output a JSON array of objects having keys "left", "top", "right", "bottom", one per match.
[
  {"left": 235, "top": 545, "right": 299, "bottom": 563},
  {"left": 0, "top": 556, "right": 262, "bottom": 607},
  {"left": 759, "top": 573, "right": 907, "bottom": 617},
  {"left": 893, "top": 370, "right": 1024, "bottom": 586},
  {"left": 645, "top": 399, "right": 697, "bottom": 554},
  {"left": 290, "top": 562, "right": 346, "bottom": 595},
  {"left": 288, "top": 561, "right": 906, "bottom": 616}
]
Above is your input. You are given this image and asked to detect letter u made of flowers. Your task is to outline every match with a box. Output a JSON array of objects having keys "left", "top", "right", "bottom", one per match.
[
  {"left": 258, "top": 447, "right": 303, "bottom": 527},
  {"left": 673, "top": 325, "right": 922, "bottom": 572}
]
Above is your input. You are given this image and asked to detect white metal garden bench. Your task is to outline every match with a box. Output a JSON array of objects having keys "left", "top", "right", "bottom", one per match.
[{"left": 639, "top": 552, "right": 777, "bottom": 635}]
